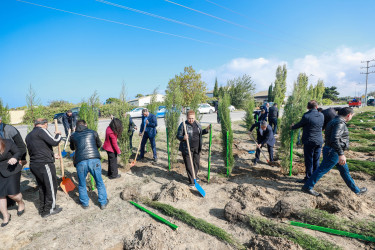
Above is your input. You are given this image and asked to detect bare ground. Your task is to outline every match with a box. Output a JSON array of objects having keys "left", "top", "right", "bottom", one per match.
[{"left": 1, "top": 121, "right": 375, "bottom": 249}]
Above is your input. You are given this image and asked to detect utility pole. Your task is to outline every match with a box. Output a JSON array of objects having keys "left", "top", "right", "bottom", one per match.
[{"left": 360, "top": 59, "right": 375, "bottom": 106}]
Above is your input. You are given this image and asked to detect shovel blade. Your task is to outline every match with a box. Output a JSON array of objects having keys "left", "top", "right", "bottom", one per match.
[
  {"left": 60, "top": 177, "right": 75, "bottom": 194},
  {"left": 130, "top": 160, "right": 136, "bottom": 167},
  {"left": 194, "top": 179, "right": 206, "bottom": 197},
  {"left": 70, "top": 152, "right": 75, "bottom": 157},
  {"left": 61, "top": 150, "right": 67, "bottom": 158}
]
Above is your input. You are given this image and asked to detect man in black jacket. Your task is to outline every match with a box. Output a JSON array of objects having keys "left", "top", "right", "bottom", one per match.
[
  {"left": 268, "top": 103, "right": 279, "bottom": 134},
  {"left": 70, "top": 120, "right": 108, "bottom": 209},
  {"left": 250, "top": 121, "right": 275, "bottom": 165},
  {"left": 318, "top": 107, "right": 337, "bottom": 130},
  {"left": 25, "top": 118, "right": 63, "bottom": 217},
  {"left": 177, "top": 110, "right": 210, "bottom": 187},
  {"left": 128, "top": 115, "right": 137, "bottom": 150},
  {"left": 291, "top": 100, "right": 324, "bottom": 183},
  {"left": 302, "top": 107, "right": 367, "bottom": 196},
  {"left": 62, "top": 110, "right": 77, "bottom": 137}
]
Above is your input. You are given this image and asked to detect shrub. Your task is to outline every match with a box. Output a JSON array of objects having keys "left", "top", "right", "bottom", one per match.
[
  {"left": 243, "top": 96, "right": 255, "bottom": 130},
  {"left": 218, "top": 93, "right": 234, "bottom": 176},
  {"left": 322, "top": 98, "right": 333, "bottom": 105},
  {"left": 0, "top": 98, "right": 10, "bottom": 124},
  {"left": 79, "top": 91, "right": 100, "bottom": 131}
]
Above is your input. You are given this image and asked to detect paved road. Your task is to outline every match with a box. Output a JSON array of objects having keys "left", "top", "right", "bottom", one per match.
[{"left": 14, "top": 105, "right": 348, "bottom": 140}]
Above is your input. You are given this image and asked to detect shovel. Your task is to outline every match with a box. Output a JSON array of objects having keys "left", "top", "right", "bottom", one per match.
[
  {"left": 130, "top": 121, "right": 147, "bottom": 167},
  {"left": 249, "top": 132, "right": 270, "bottom": 164},
  {"left": 61, "top": 129, "right": 71, "bottom": 158},
  {"left": 54, "top": 119, "right": 76, "bottom": 194},
  {"left": 182, "top": 119, "right": 206, "bottom": 197}
]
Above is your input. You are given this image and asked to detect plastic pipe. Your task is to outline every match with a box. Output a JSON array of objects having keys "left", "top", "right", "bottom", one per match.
[
  {"left": 129, "top": 201, "right": 178, "bottom": 230},
  {"left": 290, "top": 221, "right": 375, "bottom": 242},
  {"left": 289, "top": 130, "right": 294, "bottom": 176},
  {"left": 226, "top": 130, "right": 229, "bottom": 177},
  {"left": 166, "top": 127, "right": 171, "bottom": 171},
  {"left": 207, "top": 124, "right": 212, "bottom": 182}
]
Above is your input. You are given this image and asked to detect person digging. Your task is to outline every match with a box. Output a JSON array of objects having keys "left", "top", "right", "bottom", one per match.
[
  {"left": 249, "top": 120, "right": 275, "bottom": 165},
  {"left": 177, "top": 110, "right": 210, "bottom": 187},
  {"left": 302, "top": 107, "right": 367, "bottom": 197}
]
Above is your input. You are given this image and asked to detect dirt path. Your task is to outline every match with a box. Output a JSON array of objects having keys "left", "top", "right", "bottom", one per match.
[{"left": 1, "top": 121, "right": 375, "bottom": 249}]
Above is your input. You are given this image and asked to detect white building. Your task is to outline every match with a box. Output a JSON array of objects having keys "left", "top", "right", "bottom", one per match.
[{"left": 128, "top": 94, "right": 165, "bottom": 106}]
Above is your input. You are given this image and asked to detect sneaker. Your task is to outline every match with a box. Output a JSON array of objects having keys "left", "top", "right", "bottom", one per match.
[
  {"left": 136, "top": 157, "right": 144, "bottom": 162},
  {"left": 252, "top": 159, "right": 258, "bottom": 165},
  {"left": 108, "top": 174, "right": 121, "bottom": 180},
  {"left": 296, "top": 178, "right": 307, "bottom": 183},
  {"left": 188, "top": 184, "right": 195, "bottom": 189},
  {"left": 81, "top": 204, "right": 89, "bottom": 209},
  {"left": 301, "top": 187, "right": 321, "bottom": 197},
  {"left": 153, "top": 158, "right": 158, "bottom": 163},
  {"left": 42, "top": 207, "right": 63, "bottom": 218},
  {"left": 196, "top": 178, "right": 200, "bottom": 183},
  {"left": 100, "top": 199, "right": 109, "bottom": 210},
  {"left": 356, "top": 187, "right": 367, "bottom": 195}
]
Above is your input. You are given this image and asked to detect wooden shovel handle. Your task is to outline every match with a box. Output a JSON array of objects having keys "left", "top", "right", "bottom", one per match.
[
  {"left": 182, "top": 120, "right": 196, "bottom": 180},
  {"left": 63, "top": 129, "right": 71, "bottom": 151},
  {"left": 132, "top": 121, "right": 147, "bottom": 165},
  {"left": 54, "top": 119, "right": 64, "bottom": 177}
]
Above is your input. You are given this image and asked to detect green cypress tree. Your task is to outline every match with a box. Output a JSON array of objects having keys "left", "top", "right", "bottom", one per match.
[
  {"left": 279, "top": 73, "right": 310, "bottom": 173},
  {"left": 218, "top": 92, "right": 234, "bottom": 176},
  {"left": 213, "top": 77, "right": 219, "bottom": 98},
  {"left": 268, "top": 84, "right": 274, "bottom": 102},
  {"left": 273, "top": 64, "right": 287, "bottom": 106},
  {"left": 314, "top": 80, "right": 325, "bottom": 105},
  {"left": 79, "top": 91, "right": 100, "bottom": 131},
  {"left": 243, "top": 96, "right": 256, "bottom": 130},
  {"left": 0, "top": 98, "right": 10, "bottom": 124}
]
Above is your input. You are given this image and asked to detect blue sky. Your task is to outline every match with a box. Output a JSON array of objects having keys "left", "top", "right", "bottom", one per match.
[{"left": 1, "top": 0, "right": 375, "bottom": 108}]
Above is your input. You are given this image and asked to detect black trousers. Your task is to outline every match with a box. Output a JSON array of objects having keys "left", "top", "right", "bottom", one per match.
[
  {"left": 129, "top": 131, "right": 134, "bottom": 149},
  {"left": 106, "top": 151, "right": 118, "bottom": 178},
  {"left": 182, "top": 148, "right": 200, "bottom": 184},
  {"left": 30, "top": 162, "right": 57, "bottom": 216},
  {"left": 269, "top": 118, "right": 278, "bottom": 134},
  {"left": 255, "top": 144, "right": 274, "bottom": 162}
]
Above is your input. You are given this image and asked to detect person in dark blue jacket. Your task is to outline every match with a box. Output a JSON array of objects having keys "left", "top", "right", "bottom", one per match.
[
  {"left": 62, "top": 110, "right": 77, "bottom": 137},
  {"left": 138, "top": 108, "right": 158, "bottom": 163},
  {"left": 250, "top": 121, "right": 275, "bottom": 165},
  {"left": 291, "top": 100, "right": 324, "bottom": 183},
  {"left": 258, "top": 109, "right": 268, "bottom": 122}
]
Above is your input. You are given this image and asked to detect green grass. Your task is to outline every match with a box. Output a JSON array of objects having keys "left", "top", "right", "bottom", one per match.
[
  {"left": 346, "top": 159, "right": 375, "bottom": 176},
  {"left": 296, "top": 209, "right": 375, "bottom": 239},
  {"left": 247, "top": 215, "right": 341, "bottom": 250},
  {"left": 144, "top": 200, "right": 244, "bottom": 249},
  {"left": 350, "top": 146, "right": 374, "bottom": 153}
]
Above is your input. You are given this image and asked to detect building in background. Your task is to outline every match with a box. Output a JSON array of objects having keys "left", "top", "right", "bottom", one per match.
[{"left": 128, "top": 94, "right": 165, "bottom": 106}]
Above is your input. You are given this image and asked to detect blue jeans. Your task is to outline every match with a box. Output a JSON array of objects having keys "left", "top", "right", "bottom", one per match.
[
  {"left": 303, "top": 146, "right": 360, "bottom": 193},
  {"left": 140, "top": 132, "right": 157, "bottom": 159},
  {"left": 303, "top": 143, "right": 322, "bottom": 180},
  {"left": 76, "top": 158, "right": 108, "bottom": 206}
]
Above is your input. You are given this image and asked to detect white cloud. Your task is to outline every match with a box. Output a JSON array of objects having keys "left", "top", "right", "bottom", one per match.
[{"left": 199, "top": 46, "right": 375, "bottom": 97}]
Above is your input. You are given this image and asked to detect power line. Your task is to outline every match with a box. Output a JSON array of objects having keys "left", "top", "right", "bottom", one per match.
[
  {"left": 165, "top": 0, "right": 314, "bottom": 53},
  {"left": 14, "top": 0, "right": 237, "bottom": 50},
  {"left": 360, "top": 59, "right": 375, "bottom": 106}
]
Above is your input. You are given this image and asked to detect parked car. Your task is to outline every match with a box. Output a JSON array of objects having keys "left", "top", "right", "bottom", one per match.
[
  {"left": 127, "top": 107, "right": 145, "bottom": 118},
  {"left": 156, "top": 107, "right": 166, "bottom": 118},
  {"left": 198, "top": 103, "right": 215, "bottom": 114},
  {"left": 367, "top": 98, "right": 375, "bottom": 106},
  {"left": 228, "top": 105, "right": 236, "bottom": 112},
  {"left": 53, "top": 107, "right": 101, "bottom": 124},
  {"left": 348, "top": 98, "right": 361, "bottom": 108}
]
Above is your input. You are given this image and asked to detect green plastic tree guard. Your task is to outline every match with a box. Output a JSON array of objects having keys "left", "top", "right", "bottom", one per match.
[
  {"left": 290, "top": 221, "right": 375, "bottom": 242},
  {"left": 226, "top": 130, "right": 229, "bottom": 177},
  {"left": 129, "top": 201, "right": 178, "bottom": 230},
  {"left": 207, "top": 124, "right": 212, "bottom": 182},
  {"left": 289, "top": 130, "right": 294, "bottom": 176},
  {"left": 89, "top": 174, "right": 95, "bottom": 191},
  {"left": 166, "top": 127, "right": 171, "bottom": 171}
]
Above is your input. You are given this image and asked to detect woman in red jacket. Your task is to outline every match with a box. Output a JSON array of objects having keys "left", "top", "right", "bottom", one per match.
[{"left": 103, "top": 118, "right": 123, "bottom": 179}]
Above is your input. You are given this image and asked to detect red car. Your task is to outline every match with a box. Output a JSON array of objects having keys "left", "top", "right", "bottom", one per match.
[{"left": 348, "top": 99, "right": 361, "bottom": 108}]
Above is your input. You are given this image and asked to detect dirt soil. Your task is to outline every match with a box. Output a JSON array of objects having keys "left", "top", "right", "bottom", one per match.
[{"left": 1, "top": 121, "right": 375, "bottom": 249}]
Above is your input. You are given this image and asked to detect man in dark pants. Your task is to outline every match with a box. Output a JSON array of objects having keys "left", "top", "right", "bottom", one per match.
[
  {"left": 62, "top": 110, "right": 77, "bottom": 137},
  {"left": 302, "top": 107, "right": 367, "bottom": 196},
  {"left": 128, "top": 115, "right": 137, "bottom": 150},
  {"left": 268, "top": 103, "right": 279, "bottom": 134},
  {"left": 291, "top": 100, "right": 324, "bottom": 183},
  {"left": 177, "top": 110, "right": 210, "bottom": 187},
  {"left": 214, "top": 99, "right": 220, "bottom": 123},
  {"left": 25, "top": 118, "right": 63, "bottom": 218},
  {"left": 250, "top": 121, "right": 275, "bottom": 165},
  {"left": 138, "top": 108, "right": 158, "bottom": 163},
  {"left": 70, "top": 120, "right": 108, "bottom": 209}
]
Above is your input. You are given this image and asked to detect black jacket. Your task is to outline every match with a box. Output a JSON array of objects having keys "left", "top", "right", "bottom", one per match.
[
  {"left": 268, "top": 106, "right": 279, "bottom": 119},
  {"left": 177, "top": 121, "right": 208, "bottom": 155},
  {"left": 128, "top": 116, "right": 136, "bottom": 132},
  {"left": 62, "top": 112, "right": 77, "bottom": 130},
  {"left": 0, "top": 123, "right": 27, "bottom": 160},
  {"left": 321, "top": 108, "right": 337, "bottom": 130},
  {"left": 250, "top": 122, "right": 275, "bottom": 146},
  {"left": 325, "top": 116, "right": 349, "bottom": 156},
  {"left": 70, "top": 125, "right": 102, "bottom": 166},
  {"left": 26, "top": 127, "right": 62, "bottom": 163},
  {"left": 292, "top": 109, "right": 324, "bottom": 145},
  {"left": 0, "top": 139, "right": 22, "bottom": 177},
  {"left": 258, "top": 113, "right": 268, "bottom": 122}
]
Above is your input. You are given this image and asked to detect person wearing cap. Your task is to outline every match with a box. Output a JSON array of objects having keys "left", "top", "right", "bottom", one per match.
[
  {"left": 137, "top": 108, "right": 158, "bottom": 163},
  {"left": 62, "top": 110, "right": 77, "bottom": 137},
  {"left": 249, "top": 120, "right": 275, "bottom": 165},
  {"left": 25, "top": 118, "right": 63, "bottom": 218}
]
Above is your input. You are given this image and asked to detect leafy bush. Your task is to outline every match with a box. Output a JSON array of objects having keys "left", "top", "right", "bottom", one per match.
[
  {"left": 322, "top": 98, "right": 333, "bottom": 105},
  {"left": 345, "top": 159, "right": 375, "bottom": 176},
  {"left": 0, "top": 98, "right": 10, "bottom": 124},
  {"left": 79, "top": 91, "right": 100, "bottom": 131}
]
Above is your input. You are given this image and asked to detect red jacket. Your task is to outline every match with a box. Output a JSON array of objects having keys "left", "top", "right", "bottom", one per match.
[{"left": 103, "top": 126, "right": 121, "bottom": 154}]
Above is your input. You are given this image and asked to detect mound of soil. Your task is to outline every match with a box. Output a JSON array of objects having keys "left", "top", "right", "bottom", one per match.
[
  {"left": 248, "top": 235, "right": 303, "bottom": 250},
  {"left": 123, "top": 224, "right": 177, "bottom": 250},
  {"left": 318, "top": 189, "right": 366, "bottom": 213},
  {"left": 155, "top": 180, "right": 193, "bottom": 202},
  {"left": 230, "top": 184, "right": 278, "bottom": 209},
  {"left": 120, "top": 187, "right": 142, "bottom": 202},
  {"left": 272, "top": 194, "right": 316, "bottom": 218}
]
